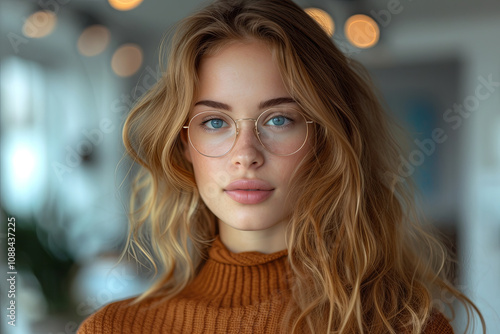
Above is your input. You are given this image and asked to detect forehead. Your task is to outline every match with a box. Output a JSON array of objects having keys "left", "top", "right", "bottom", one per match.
[{"left": 195, "top": 40, "right": 290, "bottom": 111}]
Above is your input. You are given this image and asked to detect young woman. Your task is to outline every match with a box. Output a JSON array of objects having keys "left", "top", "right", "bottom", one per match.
[{"left": 78, "top": 0, "right": 485, "bottom": 333}]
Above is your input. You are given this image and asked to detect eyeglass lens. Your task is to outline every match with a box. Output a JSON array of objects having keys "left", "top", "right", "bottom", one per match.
[{"left": 187, "top": 107, "right": 308, "bottom": 157}]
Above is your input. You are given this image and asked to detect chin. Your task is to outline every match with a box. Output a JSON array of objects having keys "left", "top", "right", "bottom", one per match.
[
  {"left": 223, "top": 221, "right": 261, "bottom": 231},
  {"left": 220, "top": 216, "right": 279, "bottom": 232}
]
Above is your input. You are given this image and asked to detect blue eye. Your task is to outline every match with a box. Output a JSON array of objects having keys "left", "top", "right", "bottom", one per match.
[
  {"left": 265, "top": 115, "right": 292, "bottom": 127},
  {"left": 269, "top": 116, "right": 285, "bottom": 126},
  {"left": 201, "top": 118, "right": 229, "bottom": 130},
  {"left": 209, "top": 119, "right": 224, "bottom": 128}
]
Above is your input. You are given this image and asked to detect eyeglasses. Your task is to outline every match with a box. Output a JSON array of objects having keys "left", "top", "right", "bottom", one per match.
[{"left": 183, "top": 107, "right": 314, "bottom": 157}]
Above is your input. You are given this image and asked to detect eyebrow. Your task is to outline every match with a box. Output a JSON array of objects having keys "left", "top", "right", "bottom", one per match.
[{"left": 194, "top": 97, "right": 297, "bottom": 111}]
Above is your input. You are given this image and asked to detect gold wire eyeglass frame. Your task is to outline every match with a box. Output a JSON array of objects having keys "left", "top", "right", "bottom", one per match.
[{"left": 182, "top": 108, "right": 314, "bottom": 157}]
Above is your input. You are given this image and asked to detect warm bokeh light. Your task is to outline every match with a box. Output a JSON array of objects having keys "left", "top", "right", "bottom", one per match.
[
  {"left": 345, "top": 14, "right": 380, "bottom": 49},
  {"left": 111, "top": 43, "right": 143, "bottom": 77},
  {"left": 305, "top": 8, "right": 335, "bottom": 37},
  {"left": 22, "top": 10, "right": 57, "bottom": 38},
  {"left": 77, "top": 25, "right": 111, "bottom": 57},
  {"left": 108, "top": 0, "right": 143, "bottom": 11}
]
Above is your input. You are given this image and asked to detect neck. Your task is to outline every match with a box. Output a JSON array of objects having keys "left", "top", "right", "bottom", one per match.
[{"left": 218, "top": 220, "right": 287, "bottom": 254}]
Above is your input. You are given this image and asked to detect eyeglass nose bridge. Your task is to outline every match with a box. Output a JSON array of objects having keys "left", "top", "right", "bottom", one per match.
[{"left": 233, "top": 117, "right": 260, "bottom": 137}]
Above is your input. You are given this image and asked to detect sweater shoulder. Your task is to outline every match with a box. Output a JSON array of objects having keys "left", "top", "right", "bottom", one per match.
[
  {"left": 423, "top": 312, "right": 454, "bottom": 334},
  {"left": 77, "top": 296, "right": 151, "bottom": 334}
]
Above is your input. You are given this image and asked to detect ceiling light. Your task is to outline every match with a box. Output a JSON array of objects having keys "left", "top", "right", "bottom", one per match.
[
  {"left": 108, "top": 0, "right": 143, "bottom": 11},
  {"left": 345, "top": 14, "right": 380, "bottom": 49},
  {"left": 111, "top": 43, "right": 143, "bottom": 77},
  {"left": 23, "top": 10, "right": 57, "bottom": 38},
  {"left": 77, "top": 25, "right": 111, "bottom": 57}
]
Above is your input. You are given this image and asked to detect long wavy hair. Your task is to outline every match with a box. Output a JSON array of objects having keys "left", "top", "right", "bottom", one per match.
[{"left": 121, "top": 0, "right": 485, "bottom": 333}]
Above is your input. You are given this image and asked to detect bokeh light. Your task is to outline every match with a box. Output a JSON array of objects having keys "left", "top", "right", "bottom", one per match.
[
  {"left": 77, "top": 25, "right": 111, "bottom": 57},
  {"left": 108, "top": 0, "right": 144, "bottom": 11},
  {"left": 111, "top": 43, "right": 143, "bottom": 77},
  {"left": 345, "top": 14, "right": 380, "bottom": 49},
  {"left": 23, "top": 10, "right": 57, "bottom": 38},
  {"left": 305, "top": 8, "right": 335, "bottom": 37}
]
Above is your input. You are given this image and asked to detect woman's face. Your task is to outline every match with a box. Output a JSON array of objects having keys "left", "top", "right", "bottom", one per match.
[{"left": 182, "top": 40, "right": 311, "bottom": 234}]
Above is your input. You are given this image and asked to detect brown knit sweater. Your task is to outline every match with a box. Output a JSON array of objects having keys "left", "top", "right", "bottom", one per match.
[{"left": 77, "top": 235, "right": 454, "bottom": 333}]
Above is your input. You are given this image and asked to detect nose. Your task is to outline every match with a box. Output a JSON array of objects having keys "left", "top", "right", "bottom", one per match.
[{"left": 229, "top": 120, "right": 264, "bottom": 168}]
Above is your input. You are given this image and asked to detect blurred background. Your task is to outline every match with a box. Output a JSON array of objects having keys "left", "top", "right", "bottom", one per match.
[{"left": 0, "top": 0, "right": 499, "bottom": 333}]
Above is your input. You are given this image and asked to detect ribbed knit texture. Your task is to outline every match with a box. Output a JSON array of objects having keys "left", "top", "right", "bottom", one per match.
[{"left": 77, "top": 235, "right": 454, "bottom": 333}]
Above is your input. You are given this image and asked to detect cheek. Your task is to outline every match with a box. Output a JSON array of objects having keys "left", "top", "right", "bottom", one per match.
[
  {"left": 264, "top": 159, "right": 291, "bottom": 189},
  {"left": 190, "top": 155, "right": 211, "bottom": 185},
  {"left": 190, "top": 156, "right": 226, "bottom": 200},
  {"left": 276, "top": 154, "right": 309, "bottom": 187}
]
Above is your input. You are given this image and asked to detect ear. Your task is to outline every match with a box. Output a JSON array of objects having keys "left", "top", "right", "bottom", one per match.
[{"left": 180, "top": 129, "right": 193, "bottom": 163}]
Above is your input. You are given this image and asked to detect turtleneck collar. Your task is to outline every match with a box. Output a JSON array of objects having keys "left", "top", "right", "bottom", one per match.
[
  {"left": 183, "top": 234, "right": 291, "bottom": 307},
  {"left": 209, "top": 234, "right": 288, "bottom": 266}
]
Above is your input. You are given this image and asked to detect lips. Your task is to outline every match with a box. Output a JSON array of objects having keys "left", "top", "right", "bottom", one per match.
[{"left": 224, "top": 179, "right": 274, "bottom": 204}]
